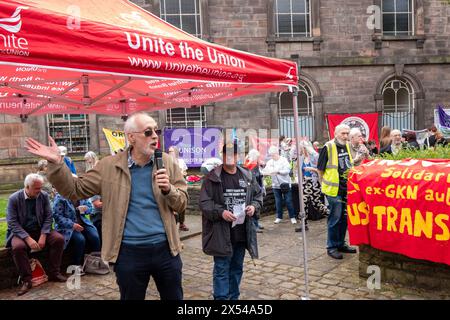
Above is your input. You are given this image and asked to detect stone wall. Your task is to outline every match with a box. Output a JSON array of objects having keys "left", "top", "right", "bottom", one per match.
[
  {"left": 0, "top": 247, "right": 72, "bottom": 290},
  {"left": 0, "top": 158, "right": 88, "bottom": 191},
  {"left": 359, "top": 244, "right": 450, "bottom": 291}
]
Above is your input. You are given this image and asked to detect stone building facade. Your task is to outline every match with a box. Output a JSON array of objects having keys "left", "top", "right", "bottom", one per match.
[{"left": 0, "top": 0, "right": 449, "bottom": 185}]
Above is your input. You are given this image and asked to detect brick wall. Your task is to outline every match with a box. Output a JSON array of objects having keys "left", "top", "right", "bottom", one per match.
[{"left": 359, "top": 244, "right": 450, "bottom": 291}]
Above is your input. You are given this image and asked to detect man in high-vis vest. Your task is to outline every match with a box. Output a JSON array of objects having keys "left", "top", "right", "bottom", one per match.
[{"left": 317, "top": 124, "right": 357, "bottom": 259}]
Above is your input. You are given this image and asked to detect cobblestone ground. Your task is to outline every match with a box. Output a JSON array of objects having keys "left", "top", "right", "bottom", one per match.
[{"left": 0, "top": 215, "right": 449, "bottom": 300}]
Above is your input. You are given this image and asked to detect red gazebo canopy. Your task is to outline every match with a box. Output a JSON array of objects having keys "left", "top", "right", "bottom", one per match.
[{"left": 0, "top": 0, "right": 298, "bottom": 116}]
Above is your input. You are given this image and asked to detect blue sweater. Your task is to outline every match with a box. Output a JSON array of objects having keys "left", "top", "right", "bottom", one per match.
[{"left": 122, "top": 162, "right": 167, "bottom": 245}]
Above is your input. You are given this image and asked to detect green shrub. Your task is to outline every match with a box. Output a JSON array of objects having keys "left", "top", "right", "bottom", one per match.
[
  {"left": 0, "top": 222, "right": 6, "bottom": 247},
  {"left": 0, "top": 198, "right": 7, "bottom": 219},
  {"left": 263, "top": 176, "right": 272, "bottom": 187},
  {"left": 377, "top": 146, "right": 450, "bottom": 160}
]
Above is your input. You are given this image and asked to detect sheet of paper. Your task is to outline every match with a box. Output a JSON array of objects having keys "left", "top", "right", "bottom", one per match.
[{"left": 232, "top": 203, "right": 246, "bottom": 228}]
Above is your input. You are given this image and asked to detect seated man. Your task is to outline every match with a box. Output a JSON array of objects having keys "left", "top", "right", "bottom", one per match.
[
  {"left": 6, "top": 174, "right": 67, "bottom": 296},
  {"left": 53, "top": 193, "right": 101, "bottom": 268}
]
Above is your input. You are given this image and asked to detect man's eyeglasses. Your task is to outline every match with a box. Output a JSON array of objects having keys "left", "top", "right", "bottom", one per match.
[{"left": 132, "top": 128, "right": 162, "bottom": 137}]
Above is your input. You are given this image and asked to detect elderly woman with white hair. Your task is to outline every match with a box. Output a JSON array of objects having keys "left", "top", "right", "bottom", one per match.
[
  {"left": 84, "top": 151, "right": 99, "bottom": 171},
  {"left": 36, "top": 159, "right": 54, "bottom": 200},
  {"left": 262, "top": 146, "right": 297, "bottom": 224}
]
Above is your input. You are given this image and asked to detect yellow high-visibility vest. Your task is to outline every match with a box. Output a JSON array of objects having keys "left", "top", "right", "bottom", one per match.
[{"left": 321, "top": 140, "right": 353, "bottom": 197}]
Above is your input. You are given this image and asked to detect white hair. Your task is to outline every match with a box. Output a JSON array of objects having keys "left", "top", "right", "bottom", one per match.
[
  {"left": 84, "top": 151, "right": 99, "bottom": 171},
  {"left": 299, "top": 140, "right": 316, "bottom": 156},
  {"left": 391, "top": 129, "right": 402, "bottom": 136},
  {"left": 349, "top": 128, "right": 362, "bottom": 139},
  {"left": 124, "top": 112, "right": 155, "bottom": 133},
  {"left": 268, "top": 146, "right": 279, "bottom": 155},
  {"left": 247, "top": 149, "right": 260, "bottom": 161},
  {"left": 58, "top": 146, "right": 67, "bottom": 156},
  {"left": 335, "top": 124, "right": 351, "bottom": 136},
  {"left": 37, "top": 159, "right": 48, "bottom": 171},
  {"left": 24, "top": 173, "right": 44, "bottom": 188}
]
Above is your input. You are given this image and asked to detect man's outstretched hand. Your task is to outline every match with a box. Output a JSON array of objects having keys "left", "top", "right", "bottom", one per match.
[{"left": 25, "top": 136, "right": 61, "bottom": 164}]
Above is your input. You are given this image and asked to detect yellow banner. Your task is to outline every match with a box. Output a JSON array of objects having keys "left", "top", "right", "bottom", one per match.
[{"left": 102, "top": 128, "right": 126, "bottom": 155}]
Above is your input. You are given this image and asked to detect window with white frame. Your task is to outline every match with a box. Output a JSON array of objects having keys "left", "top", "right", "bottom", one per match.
[
  {"left": 275, "top": 0, "right": 311, "bottom": 37},
  {"left": 160, "top": 0, "right": 202, "bottom": 37},
  {"left": 166, "top": 106, "right": 206, "bottom": 128},
  {"left": 382, "top": 78, "right": 415, "bottom": 130},
  {"left": 382, "top": 0, "right": 414, "bottom": 36}
]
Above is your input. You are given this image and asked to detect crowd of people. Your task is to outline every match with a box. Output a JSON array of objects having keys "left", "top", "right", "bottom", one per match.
[{"left": 5, "top": 111, "right": 448, "bottom": 299}]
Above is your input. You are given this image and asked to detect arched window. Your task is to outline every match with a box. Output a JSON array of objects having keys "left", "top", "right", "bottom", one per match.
[
  {"left": 382, "top": 78, "right": 415, "bottom": 130},
  {"left": 278, "top": 81, "right": 314, "bottom": 139}
]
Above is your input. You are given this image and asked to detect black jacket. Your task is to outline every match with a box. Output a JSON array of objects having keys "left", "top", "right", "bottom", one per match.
[
  {"left": 380, "top": 144, "right": 394, "bottom": 154},
  {"left": 199, "top": 165, "right": 263, "bottom": 258}
]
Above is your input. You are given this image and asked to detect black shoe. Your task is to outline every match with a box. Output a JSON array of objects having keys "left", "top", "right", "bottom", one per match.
[
  {"left": 294, "top": 225, "right": 309, "bottom": 232},
  {"left": 338, "top": 245, "right": 357, "bottom": 254},
  {"left": 256, "top": 228, "right": 263, "bottom": 233},
  {"left": 327, "top": 249, "right": 343, "bottom": 259},
  {"left": 48, "top": 273, "right": 67, "bottom": 282},
  {"left": 17, "top": 281, "right": 32, "bottom": 296},
  {"left": 258, "top": 226, "right": 264, "bottom": 230}
]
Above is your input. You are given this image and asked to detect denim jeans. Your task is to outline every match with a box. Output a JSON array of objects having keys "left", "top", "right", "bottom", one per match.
[
  {"left": 273, "top": 188, "right": 296, "bottom": 219},
  {"left": 213, "top": 242, "right": 246, "bottom": 300},
  {"left": 114, "top": 241, "right": 183, "bottom": 300},
  {"left": 91, "top": 213, "right": 102, "bottom": 246},
  {"left": 326, "top": 195, "right": 348, "bottom": 250},
  {"left": 69, "top": 224, "right": 101, "bottom": 265},
  {"left": 252, "top": 216, "right": 262, "bottom": 229}
]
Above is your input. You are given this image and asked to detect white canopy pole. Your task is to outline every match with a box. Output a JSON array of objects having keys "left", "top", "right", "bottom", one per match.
[{"left": 291, "top": 86, "right": 310, "bottom": 300}]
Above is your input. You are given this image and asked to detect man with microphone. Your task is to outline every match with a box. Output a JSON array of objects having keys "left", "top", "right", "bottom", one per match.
[{"left": 25, "top": 112, "right": 188, "bottom": 300}]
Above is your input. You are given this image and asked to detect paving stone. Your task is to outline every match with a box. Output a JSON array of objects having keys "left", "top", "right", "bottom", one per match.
[
  {"left": 266, "top": 278, "right": 283, "bottom": 285},
  {"left": 335, "top": 292, "right": 357, "bottom": 300},
  {"left": 279, "top": 282, "right": 297, "bottom": 289},
  {"left": 274, "top": 274, "right": 292, "bottom": 281},
  {"left": 319, "top": 278, "right": 340, "bottom": 286},
  {"left": 257, "top": 294, "right": 274, "bottom": 300},
  {"left": 310, "top": 288, "right": 335, "bottom": 298},
  {"left": 0, "top": 215, "right": 447, "bottom": 300},
  {"left": 280, "top": 293, "right": 300, "bottom": 300},
  {"left": 263, "top": 262, "right": 280, "bottom": 268}
]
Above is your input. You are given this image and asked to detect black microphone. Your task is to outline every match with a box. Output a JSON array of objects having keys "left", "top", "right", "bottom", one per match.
[{"left": 155, "top": 148, "right": 165, "bottom": 170}]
